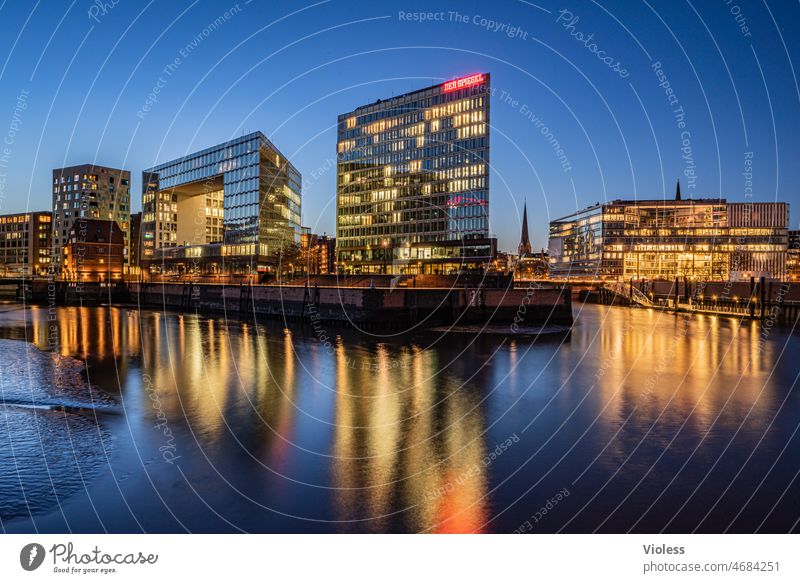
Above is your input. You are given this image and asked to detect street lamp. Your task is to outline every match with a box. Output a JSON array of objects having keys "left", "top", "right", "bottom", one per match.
[{"left": 382, "top": 239, "right": 389, "bottom": 274}]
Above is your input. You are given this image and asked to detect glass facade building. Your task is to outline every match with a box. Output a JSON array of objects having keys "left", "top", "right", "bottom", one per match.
[
  {"left": 549, "top": 199, "right": 789, "bottom": 280},
  {"left": 141, "top": 132, "right": 301, "bottom": 278},
  {"left": 336, "top": 73, "right": 494, "bottom": 275}
]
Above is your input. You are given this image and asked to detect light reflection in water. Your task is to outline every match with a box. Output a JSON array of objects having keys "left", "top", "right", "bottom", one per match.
[
  {"left": 575, "top": 307, "right": 779, "bottom": 481},
  {"left": 2, "top": 304, "right": 796, "bottom": 533},
  {"left": 331, "top": 344, "right": 488, "bottom": 533}
]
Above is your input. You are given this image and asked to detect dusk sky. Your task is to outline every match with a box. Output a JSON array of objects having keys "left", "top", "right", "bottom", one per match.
[{"left": 0, "top": 0, "right": 797, "bottom": 251}]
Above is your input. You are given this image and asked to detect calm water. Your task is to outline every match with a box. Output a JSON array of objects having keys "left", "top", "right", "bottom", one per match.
[{"left": 1, "top": 303, "right": 798, "bottom": 533}]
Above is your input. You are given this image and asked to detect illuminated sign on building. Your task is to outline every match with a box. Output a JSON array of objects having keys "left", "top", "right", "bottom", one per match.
[
  {"left": 448, "top": 194, "right": 488, "bottom": 207},
  {"left": 442, "top": 73, "right": 486, "bottom": 92}
]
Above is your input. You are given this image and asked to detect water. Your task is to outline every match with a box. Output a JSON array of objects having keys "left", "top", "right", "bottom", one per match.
[
  {"left": 0, "top": 334, "right": 114, "bottom": 522},
  {"left": 0, "top": 303, "right": 798, "bottom": 533}
]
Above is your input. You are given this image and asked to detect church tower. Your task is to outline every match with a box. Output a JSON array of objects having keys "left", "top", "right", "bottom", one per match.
[{"left": 518, "top": 201, "right": 532, "bottom": 256}]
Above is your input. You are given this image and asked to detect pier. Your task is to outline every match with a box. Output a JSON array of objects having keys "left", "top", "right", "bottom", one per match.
[{"left": 583, "top": 277, "right": 800, "bottom": 326}]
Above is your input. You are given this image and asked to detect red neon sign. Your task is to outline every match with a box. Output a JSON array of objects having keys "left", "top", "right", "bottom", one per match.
[
  {"left": 442, "top": 73, "right": 485, "bottom": 92},
  {"left": 448, "top": 195, "right": 487, "bottom": 207}
]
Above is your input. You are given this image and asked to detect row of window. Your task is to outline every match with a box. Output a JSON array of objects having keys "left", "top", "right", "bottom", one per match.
[
  {"left": 340, "top": 84, "right": 488, "bottom": 132},
  {"left": 338, "top": 137, "right": 489, "bottom": 163}
]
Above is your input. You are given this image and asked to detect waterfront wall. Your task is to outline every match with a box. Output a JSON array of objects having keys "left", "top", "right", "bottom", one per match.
[
  {"left": 637, "top": 279, "right": 800, "bottom": 303},
  {"left": 584, "top": 279, "right": 800, "bottom": 325},
  {"left": 127, "top": 282, "right": 573, "bottom": 329}
]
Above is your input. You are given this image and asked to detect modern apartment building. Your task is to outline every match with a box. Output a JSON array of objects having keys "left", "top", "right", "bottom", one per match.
[
  {"left": 0, "top": 211, "right": 52, "bottom": 277},
  {"left": 548, "top": 186, "right": 789, "bottom": 281},
  {"left": 336, "top": 73, "right": 494, "bottom": 275},
  {"left": 141, "top": 132, "right": 302, "bottom": 279},
  {"left": 52, "top": 164, "right": 131, "bottom": 276}
]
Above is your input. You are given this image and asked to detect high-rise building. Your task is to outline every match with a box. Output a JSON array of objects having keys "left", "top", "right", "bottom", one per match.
[
  {"left": 52, "top": 164, "right": 131, "bottom": 276},
  {"left": 336, "top": 73, "right": 494, "bottom": 275},
  {"left": 141, "top": 132, "right": 301, "bottom": 279},
  {"left": 0, "top": 211, "right": 52, "bottom": 277},
  {"left": 548, "top": 183, "right": 789, "bottom": 280}
]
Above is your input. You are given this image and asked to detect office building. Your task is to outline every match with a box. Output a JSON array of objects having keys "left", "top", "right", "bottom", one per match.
[
  {"left": 141, "top": 132, "right": 301, "bottom": 279},
  {"left": 548, "top": 184, "right": 789, "bottom": 280},
  {"left": 336, "top": 73, "right": 494, "bottom": 275},
  {"left": 52, "top": 164, "right": 131, "bottom": 276},
  {"left": 63, "top": 219, "right": 125, "bottom": 282},
  {"left": 0, "top": 211, "right": 52, "bottom": 277}
]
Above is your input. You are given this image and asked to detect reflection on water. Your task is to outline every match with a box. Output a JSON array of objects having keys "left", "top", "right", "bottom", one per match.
[
  {"left": 331, "top": 348, "right": 489, "bottom": 533},
  {"left": 1, "top": 304, "right": 798, "bottom": 533}
]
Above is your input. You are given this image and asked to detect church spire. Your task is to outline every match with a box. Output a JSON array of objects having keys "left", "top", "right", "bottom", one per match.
[
  {"left": 675, "top": 177, "right": 681, "bottom": 201},
  {"left": 518, "top": 201, "right": 532, "bottom": 256}
]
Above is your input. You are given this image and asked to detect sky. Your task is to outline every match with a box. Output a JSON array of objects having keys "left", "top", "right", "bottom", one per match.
[{"left": 0, "top": 0, "right": 798, "bottom": 252}]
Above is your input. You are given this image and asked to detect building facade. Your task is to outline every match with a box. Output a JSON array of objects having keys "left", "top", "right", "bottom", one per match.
[
  {"left": 548, "top": 195, "right": 789, "bottom": 281},
  {"left": 516, "top": 251, "right": 549, "bottom": 279},
  {"left": 336, "top": 73, "right": 493, "bottom": 275},
  {"left": 141, "top": 132, "right": 301, "bottom": 279},
  {"left": 63, "top": 219, "right": 125, "bottom": 282},
  {"left": 129, "top": 212, "right": 142, "bottom": 277},
  {"left": 52, "top": 164, "right": 131, "bottom": 276},
  {"left": 788, "top": 230, "right": 800, "bottom": 280},
  {"left": 300, "top": 230, "right": 336, "bottom": 275},
  {"left": 0, "top": 212, "right": 52, "bottom": 277}
]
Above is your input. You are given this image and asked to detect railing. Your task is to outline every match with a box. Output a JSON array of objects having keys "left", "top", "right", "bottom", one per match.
[{"left": 603, "top": 281, "right": 654, "bottom": 307}]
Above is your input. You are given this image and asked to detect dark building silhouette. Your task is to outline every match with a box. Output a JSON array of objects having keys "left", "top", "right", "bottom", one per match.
[
  {"left": 518, "top": 201, "right": 532, "bottom": 256},
  {"left": 129, "top": 212, "right": 142, "bottom": 276}
]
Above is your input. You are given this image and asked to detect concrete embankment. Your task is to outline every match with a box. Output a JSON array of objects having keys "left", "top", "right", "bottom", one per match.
[
  {"left": 126, "top": 282, "right": 573, "bottom": 330},
  {"left": 7, "top": 279, "right": 572, "bottom": 330}
]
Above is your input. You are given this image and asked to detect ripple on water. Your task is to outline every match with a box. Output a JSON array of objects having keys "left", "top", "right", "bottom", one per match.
[{"left": 0, "top": 339, "right": 114, "bottom": 522}]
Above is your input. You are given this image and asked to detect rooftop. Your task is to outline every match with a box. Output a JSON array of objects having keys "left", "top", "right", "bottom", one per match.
[{"left": 338, "top": 73, "right": 490, "bottom": 119}]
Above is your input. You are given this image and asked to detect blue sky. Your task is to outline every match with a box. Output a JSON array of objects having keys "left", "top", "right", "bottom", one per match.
[{"left": 0, "top": 0, "right": 797, "bottom": 251}]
